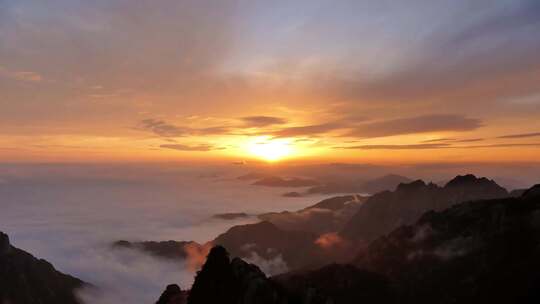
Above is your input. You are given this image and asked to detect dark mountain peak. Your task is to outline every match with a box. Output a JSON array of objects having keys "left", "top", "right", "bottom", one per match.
[
  {"left": 156, "top": 284, "right": 187, "bottom": 304},
  {"left": 523, "top": 184, "right": 540, "bottom": 199},
  {"left": 0, "top": 231, "right": 11, "bottom": 255},
  {"left": 446, "top": 174, "right": 479, "bottom": 185},
  {"left": 203, "top": 245, "right": 231, "bottom": 270},
  {"left": 444, "top": 174, "right": 501, "bottom": 189},
  {"left": 396, "top": 179, "right": 428, "bottom": 192},
  {"left": 443, "top": 174, "right": 508, "bottom": 198},
  {"left": 187, "top": 246, "right": 286, "bottom": 304}
]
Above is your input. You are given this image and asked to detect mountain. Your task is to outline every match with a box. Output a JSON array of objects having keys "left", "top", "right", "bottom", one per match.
[
  {"left": 358, "top": 174, "right": 413, "bottom": 194},
  {"left": 258, "top": 195, "right": 366, "bottom": 234},
  {"left": 212, "top": 221, "right": 324, "bottom": 271},
  {"left": 114, "top": 196, "right": 364, "bottom": 271},
  {"left": 340, "top": 174, "right": 509, "bottom": 242},
  {"left": 273, "top": 264, "right": 395, "bottom": 304},
  {"left": 156, "top": 284, "right": 188, "bottom": 304},
  {"left": 187, "top": 246, "right": 287, "bottom": 304},
  {"left": 307, "top": 174, "right": 411, "bottom": 195},
  {"left": 0, "top": 231, "right": 85, "bottom": 304},
  {"left": 350, "top": 184, "right": 540, "bottom": 303},
  {"left": 157, "top": 184, "right": 540, "bottom": 304}
]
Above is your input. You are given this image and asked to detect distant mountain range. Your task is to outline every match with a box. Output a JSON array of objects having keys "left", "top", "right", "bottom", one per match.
[
  {"left": 340, "top": 174, "right": 509, "bottom": 242},
  {"left": 164, "top": 183, "right": 540, "bottom": 304}
]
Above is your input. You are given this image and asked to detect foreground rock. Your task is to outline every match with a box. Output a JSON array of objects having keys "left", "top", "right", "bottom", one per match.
[
  {"left": 156, "top": 284, "right": 188, "bottom": 304},
  {"left": 0, "top": 232, "right": 85, "bottom": 304},
  {"left": 188, "top": 246, "right": 286, "bottom": 304}
]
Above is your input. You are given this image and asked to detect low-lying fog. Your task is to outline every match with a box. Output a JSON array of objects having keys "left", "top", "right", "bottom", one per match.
[{"left": 0, "top": 163, "right": 327, "bottom": 303}]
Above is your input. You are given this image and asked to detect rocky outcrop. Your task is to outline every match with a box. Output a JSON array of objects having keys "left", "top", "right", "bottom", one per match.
[
  {"left": 187, "top": 246, "right": 287, "bottom": 304},
  {"left": 156, "top": 284, "right": 188, "bottom": 304},
  {"left": 0, "top": 231, "right": 85, "bottom": 304}
]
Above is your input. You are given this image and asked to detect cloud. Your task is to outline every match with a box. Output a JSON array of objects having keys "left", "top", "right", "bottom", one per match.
[
  {"left": 348, "top": 114, "right": 482, "bottom": 138},
  {"left": 138, "top": 119, "right": 232, "bottom": 138},
  {"left": 339, "top": 142, "right": 540, "bottom": 150},
  {"left": 422, "top": 138, "right": 484, "bottom": 143},
  {"left": 243, "top": 251, "right": 288, "bottom": 276},
  {"left": 339, "top": 143, "right": 451, "bottom": 150},
  {"left": 241, "top": 116, "right": 287, "bottom": 127},
  {"left": 497, "top": 132, "right": 540, "bottom": 139},
  {"left": 457, "top": 143, "right": 540, "bottom": 149},
  {"left": 271, "top": 122, "right": 346, "bottom": 138},
  {"left": 454, "top": 138, "right": 485, "bottom": 143},
  {"left": 160, "top": 144, "right": 225, "bottom": 152},
  {"left": 139, "top": 119, "right": 189, "bottom": 137}
]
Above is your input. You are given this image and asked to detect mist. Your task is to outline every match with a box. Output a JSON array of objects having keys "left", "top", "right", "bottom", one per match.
[{"left": 0, "top": 163, "right": 327, "bottom": 303}]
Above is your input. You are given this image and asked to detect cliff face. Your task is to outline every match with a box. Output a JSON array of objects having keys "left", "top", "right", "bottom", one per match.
[{"left": 0, "top": 232, "right": 85, "bottom": 304}]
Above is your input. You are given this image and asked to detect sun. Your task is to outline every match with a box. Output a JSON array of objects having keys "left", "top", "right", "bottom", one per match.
[{"left": 246, "top": 137, "right": 293, "bottom": 162}]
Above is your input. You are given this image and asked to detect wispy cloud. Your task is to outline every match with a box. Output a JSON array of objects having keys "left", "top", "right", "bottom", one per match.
[
  {"left": 338, "top": 142, "right": 540, "bottom": 150},
  {"left": 241, "top": 116, "right": 287, "bottom": 127},
  {"left": 270, "top": 122, "right": 347, "bottom": 138},
  {"left": 338, "top": 143, "right": 451, "bottom": 150},
  {"left": 160, "top": 143, "right": 225, "bottom": 152},
  {"left": 138, "top": 119, "right": 232, "bottom": 138},
  {"left": 497, "top": 132, "right": 540, "bottom": 139},
  {"left": 347, "top": 114, "right": 482, "bottom": 138}
]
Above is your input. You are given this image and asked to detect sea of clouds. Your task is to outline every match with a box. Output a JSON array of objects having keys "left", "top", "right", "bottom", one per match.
[{"left": 0, "top": 163, "right": 326, "bottom": 303}]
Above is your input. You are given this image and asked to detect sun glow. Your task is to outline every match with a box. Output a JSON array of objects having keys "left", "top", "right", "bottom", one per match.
[{"left": 246, "top": 137, "right": 294, "bottom": 162}]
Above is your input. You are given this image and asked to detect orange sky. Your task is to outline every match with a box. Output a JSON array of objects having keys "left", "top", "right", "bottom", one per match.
[{"left": 1, "top": 1, "right": 539, "bottom": 164}]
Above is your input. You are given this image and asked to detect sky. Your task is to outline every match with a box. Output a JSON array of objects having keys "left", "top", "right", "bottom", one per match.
[{"left": 1, "top": 0, "right": 540, "bottom": 163}]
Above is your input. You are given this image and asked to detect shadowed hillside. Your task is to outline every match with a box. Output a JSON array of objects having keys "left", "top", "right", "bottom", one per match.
[{"left": 0, "top": 232, "right": 85, "bottom": 304}]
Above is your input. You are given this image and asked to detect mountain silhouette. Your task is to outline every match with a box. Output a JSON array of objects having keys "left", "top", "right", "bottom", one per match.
[
  {"left": 340, "top": 174, "right": 509, "bottom": 242},
  {"left": 187, "top": 245, "right": 286, "bottom": 304},
  {"left": 0, "top": 231, "right": 85, "bottom": 304},
  {"left": 156, "top": 284, "right": 188, "bottom": 304}
]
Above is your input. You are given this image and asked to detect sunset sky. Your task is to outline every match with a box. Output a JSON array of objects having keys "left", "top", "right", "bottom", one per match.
[{"left": 1, "top": 0, "right": 539, "bottom": 163}]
